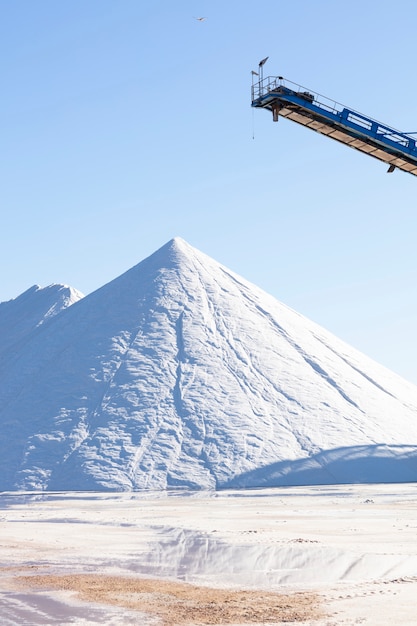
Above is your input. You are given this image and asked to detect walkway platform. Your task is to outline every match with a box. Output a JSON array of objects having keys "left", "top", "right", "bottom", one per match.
[{"left": 252, "top": 76, "right": 417, "bottom": 176}]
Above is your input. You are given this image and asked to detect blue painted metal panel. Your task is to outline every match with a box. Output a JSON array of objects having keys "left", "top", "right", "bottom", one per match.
[{"left": 252, "top": 76, "right": 417, "bottom": 175}]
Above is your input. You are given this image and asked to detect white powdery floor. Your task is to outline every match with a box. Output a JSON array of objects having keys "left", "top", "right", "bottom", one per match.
[{"left": 1, "top": 484, "right": 417, "bottom": 625}]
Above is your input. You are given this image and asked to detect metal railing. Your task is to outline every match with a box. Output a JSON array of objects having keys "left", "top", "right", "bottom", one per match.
[
  {"left": 252, "top": 76, "right": 417, "bottom": 153},
  {"left": 251, "top": 76, "right": 341, "bottom": 116}
]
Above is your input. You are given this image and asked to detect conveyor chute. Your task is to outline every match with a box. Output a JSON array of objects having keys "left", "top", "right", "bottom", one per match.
[{"left": 252, "top": 76, "right": 417, "bottom": 177}]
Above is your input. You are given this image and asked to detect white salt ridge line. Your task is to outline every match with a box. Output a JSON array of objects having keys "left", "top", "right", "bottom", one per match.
[{"left": 108, "top": 526, "right": 417, "bottom": 587}]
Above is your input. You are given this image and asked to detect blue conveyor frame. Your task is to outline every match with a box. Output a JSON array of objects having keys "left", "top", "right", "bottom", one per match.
[{"left": 252, "top": 76, "right": 417, "bottom": 177}]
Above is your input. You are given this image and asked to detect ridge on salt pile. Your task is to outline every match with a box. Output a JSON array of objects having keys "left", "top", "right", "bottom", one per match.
[
  {"left": 0, "top": 284, "right": 83, "bottom": 355},
  {"left": 0, "top": 237, "right": 417, "bottom": 491}
]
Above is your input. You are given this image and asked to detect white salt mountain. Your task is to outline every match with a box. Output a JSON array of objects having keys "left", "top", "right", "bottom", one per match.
[
  {"left": 1, "top": 238, "right": 417, "bottom": 491},
  {"left": 0, "top": 283, "right": 83, "bottom": 357}
]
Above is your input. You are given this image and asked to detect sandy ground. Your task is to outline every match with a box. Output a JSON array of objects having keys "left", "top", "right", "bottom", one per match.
[{"left": 1, "top": 484, "right": 417, "bottom": 625}]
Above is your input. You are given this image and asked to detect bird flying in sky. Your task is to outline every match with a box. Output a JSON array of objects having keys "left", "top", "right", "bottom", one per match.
[{"left": 194, "top": 16, "right": 207, "bottom": 21}]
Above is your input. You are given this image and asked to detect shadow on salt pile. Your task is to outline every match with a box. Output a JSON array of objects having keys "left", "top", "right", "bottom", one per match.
[{"left": 223, "top": 444, "right": 417, "bottom": 488}]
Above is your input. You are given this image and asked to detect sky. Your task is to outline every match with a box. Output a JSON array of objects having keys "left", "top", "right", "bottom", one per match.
[{"left": 1, "top": 0, "right": 417, "bottom": 384}]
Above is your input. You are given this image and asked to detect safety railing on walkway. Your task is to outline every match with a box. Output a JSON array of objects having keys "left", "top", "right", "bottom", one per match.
[{"left": 252, "top": 76, "right": 417, "bottom": 157}]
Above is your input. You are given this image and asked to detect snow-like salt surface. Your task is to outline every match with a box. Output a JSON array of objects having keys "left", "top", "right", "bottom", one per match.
[
  {"left": 1, "top": 484, "right": 417, "bottom": 625},
  {"left": 2, "top": 238, "right": 417, "bottom": 492}
]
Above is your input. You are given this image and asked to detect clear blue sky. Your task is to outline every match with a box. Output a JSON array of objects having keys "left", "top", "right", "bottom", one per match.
[{"left": 1, "top": 1, "right": 417, "bottom": 384}]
